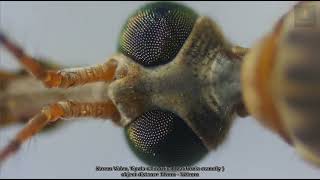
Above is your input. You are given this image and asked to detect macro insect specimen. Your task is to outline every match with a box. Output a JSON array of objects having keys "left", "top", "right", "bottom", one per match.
[{"left": 0, "top": 1, "right": 319, "bottom": 168}]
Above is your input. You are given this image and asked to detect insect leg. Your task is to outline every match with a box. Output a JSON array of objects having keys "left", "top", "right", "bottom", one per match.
[
  {"left": 0, "top": 100, "right": 120, "bottom": 165},
  {"left": 0, "top": 32, "right": 117, "bottom": 88}
]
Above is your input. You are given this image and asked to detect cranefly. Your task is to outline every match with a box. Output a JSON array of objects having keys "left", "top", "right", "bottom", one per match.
[{"left": 0, "top": 1, "right": 319, "bottom": 167}]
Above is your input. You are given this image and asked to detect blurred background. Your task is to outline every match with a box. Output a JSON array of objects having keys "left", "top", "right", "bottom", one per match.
[{"left": 0, "top": 1, "right": 319, "bottom": 178}]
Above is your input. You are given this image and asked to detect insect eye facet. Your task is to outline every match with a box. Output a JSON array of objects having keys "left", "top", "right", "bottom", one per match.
[
  {"left": 119, "top": 2, "right": 198, "bottom": 67},
  {"left": 125, "top": 110, "right": 208, "bottom": 166}
]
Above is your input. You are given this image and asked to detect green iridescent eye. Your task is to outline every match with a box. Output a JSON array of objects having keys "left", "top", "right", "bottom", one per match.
[
  {"left": 125, "top": 110, "right": 208, "bottom": 166},
  {"left": 118, "top": 2, "right": 198, "bottom": 67}
]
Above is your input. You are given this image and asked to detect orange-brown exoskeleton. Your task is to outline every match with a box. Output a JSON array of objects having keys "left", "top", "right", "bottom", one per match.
[
  {"left": 242, "top": 1, "right": 320, "bottom": 166},
  {"left": 0, "top": 1, "right": 319, "bottom": 168}
]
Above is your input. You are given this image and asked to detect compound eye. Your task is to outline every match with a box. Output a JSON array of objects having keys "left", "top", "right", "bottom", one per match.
[
  {"left": 119, "top": 2, "right": 198, "bottom": 67},
  {"left": 125, "top": 110, "right": 208, "bottom": 166}
]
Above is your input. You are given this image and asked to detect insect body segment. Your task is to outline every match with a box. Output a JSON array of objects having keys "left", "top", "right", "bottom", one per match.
[
  {"left": 242, "top": 1, "right": 320, "bottom": 166},
  {"left": 273, "top": 2, "right": 320, "bottom": 165}
]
